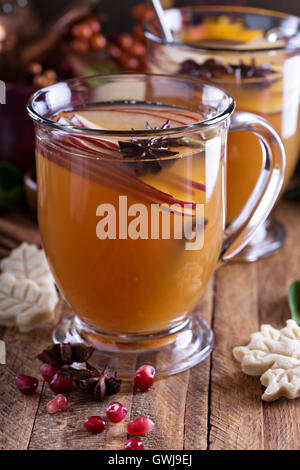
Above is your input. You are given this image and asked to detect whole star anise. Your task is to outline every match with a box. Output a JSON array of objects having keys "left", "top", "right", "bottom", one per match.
[
  {"left": 179, "top": 58, "right": 232, "bottom": 79},
  {"left": 179, "top": 58, "right": 275, "bottom": 86},
  {"left": 68, "top": 363, "right": 122, "bottom": 401},
  {"left": 119, "top": 120, "right": 179, "bottom": 175},
  {"left": 37, "top": 343, "right": 95, "bottom": 368}
]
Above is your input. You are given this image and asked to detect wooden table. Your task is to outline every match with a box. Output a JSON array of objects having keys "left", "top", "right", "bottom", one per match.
[{"left": 0, "top": 200, "right": 300, "bottom": 451}]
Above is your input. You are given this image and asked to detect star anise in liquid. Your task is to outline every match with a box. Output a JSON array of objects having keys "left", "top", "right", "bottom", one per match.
[
  {"left": 118, "top": 120, "right": 179, "bottom": 176},
  {"left": 179, "top": 58, "right": 275, "bottom": 85}
]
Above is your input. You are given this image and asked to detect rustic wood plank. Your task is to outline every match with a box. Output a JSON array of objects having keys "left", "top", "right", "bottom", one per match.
[
  {"left": 0, "top": 212, "right": 59, "bottom": 450},
  {"left": 130, "top": 371, "right": 189, "bottom": 450},
  {"left": 127, "top": 280, "right": 214, "bottom": 451},
  {"left": 209, "top": 262, "right": 264, "bottom": 450},
  {"left": 0, "top": 326, "right": 53, "bottom": 450},
  {"left": 258, "top": 202, "right": 300, "bottom": 450},
  {"left": 184, "top": 279, "right": 214, "bottom": 450},
  {"left": 29, "top": 376, "right": 135, "bottom": 450},
  {"left": 28, "top": 302, "right": 137, "bottom": 450},
  {"left": 1, "top": 199, "right": 300, "bottom": 449}
]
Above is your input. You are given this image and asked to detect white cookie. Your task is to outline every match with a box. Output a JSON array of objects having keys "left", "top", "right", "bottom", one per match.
[
  {"left": 0, "top": 273, "right": 56, "bottom": 332},
  {"left": 233, "top": 320, "right": 300, "bottom": 401},
  {"left": 0, "top": 242, "right": 55, "bottom": 289}
]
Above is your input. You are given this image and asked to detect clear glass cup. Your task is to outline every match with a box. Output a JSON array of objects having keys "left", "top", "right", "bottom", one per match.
[
  {"left": 144, "top": 5, "right": 300, "bottom": 261},
  {"left": 27, "top": 73, "right": 285, "bottom": 376}
]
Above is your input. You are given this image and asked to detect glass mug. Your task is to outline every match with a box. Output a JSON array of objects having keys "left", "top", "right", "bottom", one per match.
[
  {"left": 144, "top": 5, "right": 300, "bottom": 261},
  {"left": 27, "top": 74, "right": 285, "bottom": 376}
]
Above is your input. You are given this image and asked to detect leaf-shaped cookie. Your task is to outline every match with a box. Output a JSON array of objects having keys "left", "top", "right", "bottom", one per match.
[
  {"left": 233, "top": 320, "right": 300, "bottom": 401},
  {"left": 0, "top": 273, "right": 56, "bottom": 332},
  {"left": 0, "top": 242, "right": 55, "bottom": 289},
  {"left": 260, "top": 362, "right": 300, "bottom": 401}
]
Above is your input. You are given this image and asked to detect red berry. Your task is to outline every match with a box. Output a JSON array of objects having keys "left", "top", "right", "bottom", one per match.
[
  {"left": 118, "top": 33, "right": 134, "bottom": 50},
  {"left": 124, "top": 439, "right": 145, "bottom": 450},
  {"left": 132, "top": 4, "right": 153, "bottom": 23},
  {"left": 131, "top": 41, "right": 146, "bottom": 58},
  {"left": 106, "top": 402, "right": 128, "bottom": 423},
  {"left": 40, "top": 364, "right": 59, "bottom": 383},
  {"left": 107, "top": 43, "right": 122, "bottom": 59},
  {"left": 72, "top": 23, "right": 93, "bottom": 40},
  {"left": 127, "top": 416, "right": 154, "bottom": 435},
  {"left": 46, "top": 394, "right": 69, "bottom": 414},
  {"left": 85, "top": 17, "right": 101, "bottom": 34},
  {"left": 90, "top": 33, "right": 107, "bottom": 50},
  {"left": 71, "top": 39, "right": 89, "bottom": 54},
  {"left": 50, "top": 372, "right": 72, "bottom": 394},
  {"left": 134, "top": 365, "right": 156, "bottom": 391},
  {"left": 132, "top": 25, "right": 145, "bottom": 42},
  {"left": 119, "top": 54, "right": 140, "bottom": 72},
  {"left": 84, "top": 416, "right": 106, "bottom": 433},
  {"left": 16, "top": 375, "right": 38, "bottom": 395}
]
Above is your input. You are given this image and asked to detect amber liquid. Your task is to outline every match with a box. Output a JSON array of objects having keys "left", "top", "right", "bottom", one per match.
[
  {"left": 37, "top": 104, "right": 225, "bottom": 334},
  {"left": 224, "top": 75, "right": 300, "bottom": 221}
]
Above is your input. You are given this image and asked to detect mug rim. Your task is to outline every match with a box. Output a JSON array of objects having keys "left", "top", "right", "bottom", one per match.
[
  {"left": 143, "top": 5, "right": 300, "bottom": 54},
  {"left": 27, "top": 72, "right": 235, "bottom": 138}
]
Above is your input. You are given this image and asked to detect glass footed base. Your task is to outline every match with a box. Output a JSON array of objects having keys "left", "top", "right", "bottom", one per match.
[
  {"left": 52, "top": 313, "right": 214, "bottom": 378},
  {"left": 233, "top": 217, "right": 286, "bottom": 263}
]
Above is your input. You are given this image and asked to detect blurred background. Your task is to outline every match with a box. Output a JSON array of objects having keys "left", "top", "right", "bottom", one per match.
[
  {"left": 1, "top": 0, "right": 300, "bottom": 212},
  {"left": 32, "top": 1, "right": 300, "bottom": 28}
]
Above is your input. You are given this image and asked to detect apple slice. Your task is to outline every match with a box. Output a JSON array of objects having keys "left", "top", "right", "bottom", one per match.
[{"left": 71, "top": 108, "right": 198, "bottom": 131}]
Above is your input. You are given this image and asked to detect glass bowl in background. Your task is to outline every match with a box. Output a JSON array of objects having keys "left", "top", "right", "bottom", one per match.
[{"left": 144, "top": 5, "right": 300, "bottom": 261}]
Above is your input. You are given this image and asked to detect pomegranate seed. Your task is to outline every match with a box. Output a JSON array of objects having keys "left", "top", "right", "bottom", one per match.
[
  {"left": 84, "top": 416, "right": 106, "bottom": 433},
  {"left": 106, "top": 402, "right": 128, "bottom": 423},
  {"left": 16, "top": 375, "right": 38, "bottom": 395},
  {"left": 40, "top": 364, "right": 59, "bottom": 383},
  {"left": 50, "top": 372, "right": 72, "bottom": 394},
  {"left": 124, "top": 439, "right": 145, "bottom": 450},
  {"left": 134, "top": 365, "right": 156, "bottom": 391},
  {"left": 127, "top": 416, "right": 154, "bottom": 435},
  {"left": 46, "top": 394, "right": 69, "bottom": 414}
]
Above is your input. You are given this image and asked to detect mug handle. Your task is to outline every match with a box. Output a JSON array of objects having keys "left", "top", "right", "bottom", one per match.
[{"left": 219, "top": 111, "right": 286, "bottom": 264}]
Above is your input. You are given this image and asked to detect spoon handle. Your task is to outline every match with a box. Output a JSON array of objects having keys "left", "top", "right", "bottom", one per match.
[{"left": 151, "top": 0, "right": 174, "bottom": 42}]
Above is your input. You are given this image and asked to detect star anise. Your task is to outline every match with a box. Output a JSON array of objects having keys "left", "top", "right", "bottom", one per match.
[
  {"left": 68, "top": 363, "right": 122, "bottom": 401},
  {"left": 179, "top": 58, "right": 275, "bottom": 85},
  {"left": 119, "top": 120, "right": 179, "bottom": 176},
  {"left": 233, "top": 58, "right": 275, "bottom": 80},
  {"left": 37, "top": 343, "right": 95, "bottom": 368},
  {"left": 179, "top": 58, "right": 232, "bottom": 79}
]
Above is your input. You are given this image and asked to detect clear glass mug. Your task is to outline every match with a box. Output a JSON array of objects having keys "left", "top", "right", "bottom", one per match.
[
  {"left": 144, "top": 5, "right": 300, "bottom": 261},
  {"left": 27, "top": 74, "right": 285, "bottom": 376}
]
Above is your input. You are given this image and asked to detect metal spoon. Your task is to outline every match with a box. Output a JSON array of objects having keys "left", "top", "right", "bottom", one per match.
[{"left": 150, "top": 0, "right": 174, "bottom": 42}]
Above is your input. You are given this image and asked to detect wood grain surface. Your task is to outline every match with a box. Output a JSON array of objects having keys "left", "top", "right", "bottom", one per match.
[{"left": 0, "top": 200, "right": 299, "bottom": 450}]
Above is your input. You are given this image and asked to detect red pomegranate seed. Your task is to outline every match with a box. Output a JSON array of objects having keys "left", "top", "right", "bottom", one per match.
[
  {"left": 106, "top": 402, "right": 128, "bottom": 423},
  {"left": 134, "top": 365, "right": 156, "bottom": 391},
  {"left": 40, "top": 364, "right": 59, "bottom": 383},
  {"left": 84, "top": 416, "right": 106, "bottom": 433},
  {"left": 127, "top": 416, "right": 154, "bottom": 435},
  {"left": 124, "top": 439, "right": 145, "bottom": 450},
  {"left": 46, "top": 394, "right": 69, "bottom": 414},
  {"left": 16, "top": 375, "right": 38, "bottom": 395},
  {"left": 50, "top": 372, "right": 72, "bottom": 394}
]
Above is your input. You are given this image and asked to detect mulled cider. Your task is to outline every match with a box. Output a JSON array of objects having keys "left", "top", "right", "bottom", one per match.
[
  {"left": 28, "top": 74, "right": 285, "bottom": 373},
  {"left": 36, "top": 102, "right": 225, "bottom": 334}
]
